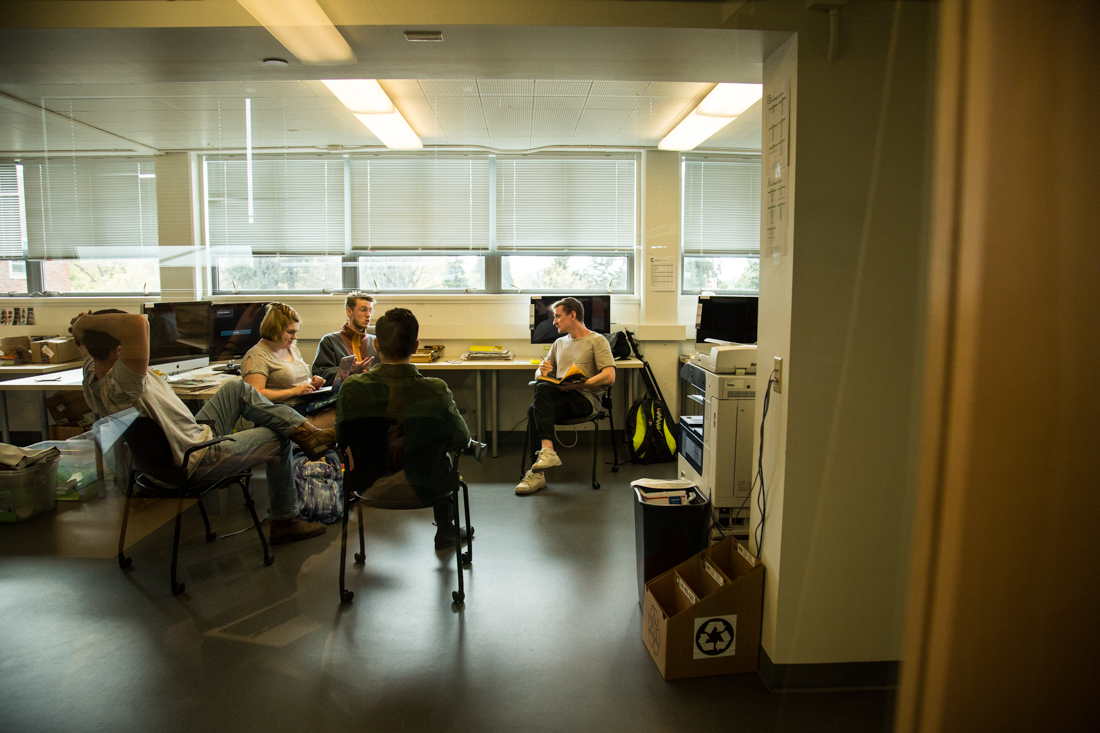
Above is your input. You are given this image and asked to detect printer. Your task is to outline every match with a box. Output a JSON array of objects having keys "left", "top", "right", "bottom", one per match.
[{"left": 688, "top": 341, "right": 758, "bottom": 375}]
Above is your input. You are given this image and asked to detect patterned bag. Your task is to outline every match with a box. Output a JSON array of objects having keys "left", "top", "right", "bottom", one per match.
[{"left": 293, "top": 449, "right": 344, "bottom": 524}]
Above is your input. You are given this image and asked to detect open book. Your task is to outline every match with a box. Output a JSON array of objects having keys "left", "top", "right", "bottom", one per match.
[{"left": 537, "top": 363, "right": 589, "bottom": 385}]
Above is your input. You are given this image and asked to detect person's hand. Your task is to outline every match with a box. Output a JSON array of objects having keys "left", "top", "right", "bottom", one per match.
[
  {"left": 538, "top": 359, "right": 553, "bottom": 377},
  {"left": 558, "top": 381, "right": 584, "bottom": 391},
  {"left": 291, "top": 382, "right": 316, "bottom": 396},
  {"left": 310, "top": 375, "right": 325, "bottom": 389},
  {"left": 352, "top": 356, "right": 373, "bottom": 373},
  {"left": 68, "top": 310, "right": 93, "bottom": 345}
]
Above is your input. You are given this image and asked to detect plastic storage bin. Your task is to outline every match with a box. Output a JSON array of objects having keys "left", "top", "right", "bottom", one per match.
[
  {"left": 26, "top": 438, "right": 102, "bottom": 501},
  {"left": 0, "top": 457, "right": 60, "bottom": 523},
  {"left": 633, "top": 480, "right": 710, "bottom": 608}
]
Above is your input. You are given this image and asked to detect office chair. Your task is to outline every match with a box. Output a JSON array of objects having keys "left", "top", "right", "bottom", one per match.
[
  {"left": 337, "top": 416, "right": 486, "bottom": 605},
  {"left": 115, "top": 416, "right": 273, "bottom": 596},
  {"left": 521, "top": 385, "right": 620, "bottom": 490}
]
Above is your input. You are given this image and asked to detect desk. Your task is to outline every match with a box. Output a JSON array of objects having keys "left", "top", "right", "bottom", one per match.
[{"left": 416, "top": 358, "right": 644, "bottom": 458}]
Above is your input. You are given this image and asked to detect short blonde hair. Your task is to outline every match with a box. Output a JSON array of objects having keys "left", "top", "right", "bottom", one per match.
[
  {"left": 259, "top": 302, "right": 300, "bottom": 341},
  {"left": 346, "top": 292, "right": 376, "bottom": 310}
]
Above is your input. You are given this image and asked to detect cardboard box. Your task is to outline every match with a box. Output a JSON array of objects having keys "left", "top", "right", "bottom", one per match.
[
  {"left": 642, "top": 536, "right": 765, "bottom": 680},
  {"left": 1, "top": 335, "right": 32, "bottom": 362},
  {"left": 32, "top": 337, "right": 81, "bottom": 364},
  {"left": 46, "top": 392, "right": 92, "bottom": 427},
  {"left": 49, "top": 425, "right": 87, "bottom": 441}
]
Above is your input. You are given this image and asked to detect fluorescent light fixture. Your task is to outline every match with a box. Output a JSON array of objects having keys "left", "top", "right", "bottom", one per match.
[
  {"left": 324, "top": 79, "right": 423, "bottom": 149},
  {"left": 237, "top": 0, "right": 356, "bottom": 66},
  {"left": 658, "top": 83, "right": 763, "bottom": 151}
]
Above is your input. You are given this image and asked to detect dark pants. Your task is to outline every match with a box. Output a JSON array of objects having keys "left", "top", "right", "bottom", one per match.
[{"left": 526, "top": 382, "right": 595, "bottom": 464}]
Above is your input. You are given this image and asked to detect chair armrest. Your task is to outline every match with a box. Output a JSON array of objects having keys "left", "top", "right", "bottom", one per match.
[
  {"left": 447, "top": 440, "right": 487, "bottom": 471},
  {"left": 182, "top": 435, "right": 235, "bottom": 464}
]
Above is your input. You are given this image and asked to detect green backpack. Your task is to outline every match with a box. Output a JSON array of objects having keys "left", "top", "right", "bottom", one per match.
[{"left": 626, "top": 392, "right": 677, "bottom": 464}]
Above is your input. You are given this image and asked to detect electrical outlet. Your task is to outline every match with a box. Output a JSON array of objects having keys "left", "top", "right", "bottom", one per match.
[{"left": 773, "top": 357, "right": 783, "bottom": 394}]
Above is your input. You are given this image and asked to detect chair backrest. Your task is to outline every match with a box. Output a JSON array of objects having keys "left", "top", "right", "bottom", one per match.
[
  {"left": 340, "top": 416, "right": 458, "bottom": 509},
  {"left": 120, "top": 416, "right": 190, "bottom": 487}
]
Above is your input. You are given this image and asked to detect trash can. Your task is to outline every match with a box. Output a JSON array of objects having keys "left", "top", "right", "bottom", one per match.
[{"left": 633, "top": 479, "right": 710, "bottom": 608}]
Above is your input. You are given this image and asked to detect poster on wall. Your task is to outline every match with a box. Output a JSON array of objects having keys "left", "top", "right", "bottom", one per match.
[{"left": 765, "top": 78, "right": 790, "bottom": 259}]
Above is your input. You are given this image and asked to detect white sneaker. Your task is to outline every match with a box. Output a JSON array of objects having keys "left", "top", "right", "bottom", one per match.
[
  {"left": 515, "top": 470, "right": 547, "bottom": 495},
  {"left": 531, "top": 448, "right": 562, "bottom": 470}
]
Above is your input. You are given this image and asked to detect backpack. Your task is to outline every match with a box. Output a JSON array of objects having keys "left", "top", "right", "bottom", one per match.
[
  {"left": 626, "top": 392, "right": 678, "bottom": 464},
  {"left": 605, "top": 331, "right": 632, "bottom": 360},
  {"left": 293, "top": 449, "right": 344, "bottom": 524}
]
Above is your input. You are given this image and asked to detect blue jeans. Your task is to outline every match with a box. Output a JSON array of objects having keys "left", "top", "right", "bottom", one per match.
[{"left": 192, "top": 380, "right": 307, "bottom": 521}]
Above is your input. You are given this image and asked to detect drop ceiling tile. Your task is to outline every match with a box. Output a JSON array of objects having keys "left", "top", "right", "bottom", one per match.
[
  {"left": 484, "top": 108, "right": 532, "bottom": 131},
  {"left": 577, "top": 108, "right": 632, "bottom": 128},
  {"left": 77, "top": 84, "right": 144, "bottom": 97},
  {"left": 116, "top": 98, "right": 179, "bottom": 112},
  {"left": 530, "top": 136, "right": 575, "bottom": 147},
  {"left": 532, "top": 108, "right": 581, "bottom": 133},
  {"left": 534, "top": 81, "right": 592, "bottom": 97},
  {"left": 188, "top": 82, "right": 257, "bottom": 96},
  {"left": 644, "top": 81, "right": 711, "bottom": 98},
  {"left": 418, "top": 80, "right": 480, "bottom": 97},
  {"left": 267, "top": 96, "right": 329, "bottom": 111},
  {"left": 56, "top": 98, "right": 129, "bottom": 113},
  {"left": 589, "top": 81, "right": 650, "bottom": 97},
  {"left": 533, "top": 96, "right": 588, "bottom": 110},
  {"left": 166, "top": 97, "right": 225, "bottom": 111},
  {"left": 0, "top": 84, "right": 97, "bottom": 101},
  {"left": 477, "top": 80, "right": 534, "bottom": 97},
  {"left": 489, "top": 136, "right": 533, "bottom": 150},
  {"left": 220, "top": 98, "right": 278, "bottom": 111},
  {"left": 131, "top": 83, "right": 202, "bottom": 97},
  {"left": 242, "top": 81, "right": 315, "bottom": 98},
  {"left": 583, "top": 96, "right": 642, "bottom": 110}
]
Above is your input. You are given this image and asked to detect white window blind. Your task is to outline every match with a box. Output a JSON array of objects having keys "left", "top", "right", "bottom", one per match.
[
  {"left": 349, "top": 156, "right": 490, "bottom": 251},
  {"left": 23, "top": 157, "right": 158, "bottom": 259},
  {"left": 0, "top": 164, "right": 24, "bottom": 259},
  {"left": 206, "top": 156, "right": 345, "bottom": 256},
  {"left": 682, "top": 157, "right": 761, "bottom": 254},
  {"left": 496, "top": 157, "right": 636, "bottom": 253}
]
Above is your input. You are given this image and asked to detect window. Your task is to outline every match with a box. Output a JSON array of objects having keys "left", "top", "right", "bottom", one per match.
[
  {"left": 351, "top": 155, "right": 490, "bottom": 292},
  {"left": 0, "top": 163, "right": 28, "bottom": 294},
  {"left": 205, "top": 156, "right": 346, "bottom": 292},
  {"left": 21, "top": 157, "right": 160, "bottom": 293},
  {"left": 497, "top": 156, "right": 635, "bottom": 292},
  {"left": 681, "top": 156, "right": 761, "bottom": 293}
]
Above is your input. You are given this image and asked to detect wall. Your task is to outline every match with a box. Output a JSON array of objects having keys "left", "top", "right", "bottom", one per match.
[{"left": 746, "top": 0, "right": 936, "bottom": 666}]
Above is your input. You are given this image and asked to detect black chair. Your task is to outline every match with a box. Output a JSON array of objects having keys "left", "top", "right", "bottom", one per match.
[
  {"left": 337, "top": 416, "right": 485, "bottom": 605},
  {"left": 115, "top": 416, "right": 273, "bottom": 596},
  {"left": 521, "top": 386, "right": 620, "bottom": 490}
]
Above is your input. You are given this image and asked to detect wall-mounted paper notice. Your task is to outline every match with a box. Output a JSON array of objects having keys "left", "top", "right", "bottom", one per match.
[
  {"left": 648, "top": 256, "right": 675, "bottom": 292},
  {"left": 765, "top": 77, "right": 791, "bottom": 258}
]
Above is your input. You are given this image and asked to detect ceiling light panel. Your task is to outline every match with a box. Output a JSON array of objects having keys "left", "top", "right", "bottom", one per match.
[{"left": 237, "top": 0, "right": 356, "bottom": 66}]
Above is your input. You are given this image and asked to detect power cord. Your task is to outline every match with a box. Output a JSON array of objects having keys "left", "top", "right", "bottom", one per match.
[{"left": 753, "top": 370, "right": 778, "bottom": 559}]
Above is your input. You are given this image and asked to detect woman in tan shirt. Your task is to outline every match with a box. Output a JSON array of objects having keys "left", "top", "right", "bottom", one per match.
[{"left": 242, "top": 303, "right": 336, "bottom": 429}]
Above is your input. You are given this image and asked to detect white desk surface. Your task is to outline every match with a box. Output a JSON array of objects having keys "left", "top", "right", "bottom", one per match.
[{"left": 0, "top": 362, "right": 80, "bottom": 379}]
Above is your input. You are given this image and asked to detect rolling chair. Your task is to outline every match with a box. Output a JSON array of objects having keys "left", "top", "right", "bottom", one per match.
[
  {"left": 337, "top": 416, "right": 486, "bottom": 605},
  {"left": 521, "top": 385, "right": 620, "bottom": 490},
  {"left": 114, "top": 415, "right": 273, "bottom": 596}
]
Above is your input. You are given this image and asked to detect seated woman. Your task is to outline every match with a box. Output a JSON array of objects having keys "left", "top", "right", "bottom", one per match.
[{"left": 242, "top": 303, "right": 338, "bottom": 430}]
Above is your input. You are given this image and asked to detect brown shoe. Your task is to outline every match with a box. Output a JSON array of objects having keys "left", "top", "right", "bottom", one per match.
[
  {"left": 287, "top": 421, "right": 335, "bottom": 461},
  {"left": 269, "top": 518, "right": 327, "bottom": 545}
]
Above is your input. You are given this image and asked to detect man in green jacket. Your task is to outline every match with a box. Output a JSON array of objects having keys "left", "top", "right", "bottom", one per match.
[{"left": 336, "top": 307, "right": 472, "bottom": 550}]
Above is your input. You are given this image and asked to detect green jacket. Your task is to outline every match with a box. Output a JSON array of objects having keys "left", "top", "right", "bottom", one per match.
[{"left": 336, "top": 363, "right": 470, "bottom": 493}]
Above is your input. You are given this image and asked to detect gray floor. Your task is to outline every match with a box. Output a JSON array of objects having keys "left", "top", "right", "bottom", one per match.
[{"left": 0, "top": 439, "right": 895, "bottom": 733}]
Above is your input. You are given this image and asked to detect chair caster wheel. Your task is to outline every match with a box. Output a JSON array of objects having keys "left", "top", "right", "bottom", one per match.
[
  {"left": 612, "top": 465, "right": 619, "bottom": 473},
  {"left": 354, "top": 552, "right": 365, "bottom": 564},
  {"left": 172, "top": 582, "right": 186, "bottom": 596},
  {"left": 592, "top": 481, "right": 601, "bottom": 490},
  {"left": 340, "top": 590, "right": 354, "bottom": 603},
  {"left": 118, "top": 556, "right": 132, "bottom": 569},
  {"left": 264, "top": 555, "right": 275, "bottom": 566},
  {"left": 461, "top": 552, "right": 471, "bottom": 564},
  {"left": 452, "top": 591, "right": 465, "bottom": 604},
  {"left": 205, "top": 532, "right": 217, "bottom": 543}
]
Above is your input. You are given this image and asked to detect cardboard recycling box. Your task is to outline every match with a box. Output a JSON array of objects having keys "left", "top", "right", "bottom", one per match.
[
  {"left": 32, "top": 337, "right": 81, "bottom": 364},
  {"left": 642, "top": 535, "right": 764, "bottom": 680}
]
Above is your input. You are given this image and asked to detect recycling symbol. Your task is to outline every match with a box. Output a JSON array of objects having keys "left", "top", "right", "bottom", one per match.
[{"left": 695, "top": 618, "right": 734, "bottom": 656}]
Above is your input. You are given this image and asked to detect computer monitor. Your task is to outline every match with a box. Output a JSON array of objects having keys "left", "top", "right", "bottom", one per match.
[
  {"left": 695, "top": 295, "right": 758, "bottom": 348},
  {"left": 530, "top": 295, "right": 612, "bottom": 344},
  {"left": 142, "top": 301, "right": 211, "bottom": 365},
  {"left": 210, "top": 302, "right": 269, "bottom": 362}
]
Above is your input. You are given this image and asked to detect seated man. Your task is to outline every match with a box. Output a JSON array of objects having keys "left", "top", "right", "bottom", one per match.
[
  {"left": 311, "top": 292, "right": 379, "bottom": 386},
  {"left": 336, "top": 307, "right": 473, "bottom": 550},
  {"left": 71, "top": 309, "right": 334, "bottom": 545},
  {"left": 516, "top": 297, "right": 616, "bottom": 495}
]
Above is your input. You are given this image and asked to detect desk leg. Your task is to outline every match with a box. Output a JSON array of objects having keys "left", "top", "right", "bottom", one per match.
[
  {"left": 475, "top": 370, "right": 484, "bottom": 442},
  {"left": 39, "top": 392, "right": 50, "bottom": 440},
  {"left": 0, "top": 391, "right": 9, "bottom": 444},
  {"left": 491, "top": 370, "right": 498, "bottom": 458}
]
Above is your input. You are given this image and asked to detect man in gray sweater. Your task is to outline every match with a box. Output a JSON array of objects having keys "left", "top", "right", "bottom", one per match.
[{"left": 311, "top": 292, "right": 380, "bottom": 386}]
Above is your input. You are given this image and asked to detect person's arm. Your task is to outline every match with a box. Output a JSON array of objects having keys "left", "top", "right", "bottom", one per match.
[
  {"left": 242, "top": 354, "right": 315, "bottom": 402},
  {"left": 70, "top": 312, "right": 149, "bottom": 375},
  {"left": 311, "top": 334, "right": 343, "bottom": 385},
  {"left": 536, "top": 342, "right": 557, "bottom": 380},
  {"left": 440, "top": 384, "right": 472, "bottom": 450}
]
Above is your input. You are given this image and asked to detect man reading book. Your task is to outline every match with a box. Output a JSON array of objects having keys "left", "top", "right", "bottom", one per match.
[{"left": 516, "top": 297, "right": 616, "bottom": 495}]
